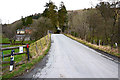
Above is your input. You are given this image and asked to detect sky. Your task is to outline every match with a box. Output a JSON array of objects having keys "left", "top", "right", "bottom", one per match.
[{"left": 0, "top": 0, "right": 109, "bottom": 24}]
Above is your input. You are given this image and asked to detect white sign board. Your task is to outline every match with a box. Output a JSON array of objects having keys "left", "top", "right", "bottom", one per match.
[
  {"left": 19, "top": 46, "right": 23, "bottom": 53},
  {"left": 115, "top": 43, "right": 117, "bottom": 47},
  {"left": 10, "top": 65, "right": 13, "bottom": 71}
]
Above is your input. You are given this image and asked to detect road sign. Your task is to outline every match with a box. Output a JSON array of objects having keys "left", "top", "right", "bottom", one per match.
[{"left": 19, "top": 46, "right": 23, "bottom": 53}]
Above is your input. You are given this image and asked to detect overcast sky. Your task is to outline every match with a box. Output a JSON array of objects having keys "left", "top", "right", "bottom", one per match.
[{"left": 0, "top": 0, "right": 109, "bottom": 24}]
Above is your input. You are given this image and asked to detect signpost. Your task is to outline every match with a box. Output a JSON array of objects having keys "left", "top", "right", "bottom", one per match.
[{"left": 10, "top": 50, "right": 14, "bottom": 71}]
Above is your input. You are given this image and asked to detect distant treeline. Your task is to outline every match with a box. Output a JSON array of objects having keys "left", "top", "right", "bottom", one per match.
[{"left": 2, "top": 1, "right": 68, "bottom": 43}]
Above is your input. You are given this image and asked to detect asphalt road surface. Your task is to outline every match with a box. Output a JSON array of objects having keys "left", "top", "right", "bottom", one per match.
[{"left": 20, "top": 34, "right": 118, "bottom": 78}]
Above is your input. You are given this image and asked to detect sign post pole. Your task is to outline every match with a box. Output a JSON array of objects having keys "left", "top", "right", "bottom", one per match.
[
  {"left": 10, "top": 50, "right": 14, "bottom": 72},
  {"left": 26, "top": 44, "right": 30, "bottom": 61}
]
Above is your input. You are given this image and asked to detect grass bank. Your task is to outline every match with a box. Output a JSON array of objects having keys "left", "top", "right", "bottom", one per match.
[
  {"left": 2, "top": 34, "right": 51, "bottom": 80},
  {"left": 65, "top": 34, "right": 119, "bottom": 58}
]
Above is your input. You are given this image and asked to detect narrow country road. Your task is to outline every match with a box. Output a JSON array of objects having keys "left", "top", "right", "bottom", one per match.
[{"left": 20, "top": 34, "right": 118, "bottom": 78}]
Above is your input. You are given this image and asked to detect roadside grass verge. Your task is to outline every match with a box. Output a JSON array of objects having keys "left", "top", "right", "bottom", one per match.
[
  {"left": 65, "top": 34, "right": 120, "bottom": 58},
  {"left": 2, "top": 34, "right": 51, "bottom": 80},
  {"left": 29, "top": 35, "right": 49, "bottom": 58}
]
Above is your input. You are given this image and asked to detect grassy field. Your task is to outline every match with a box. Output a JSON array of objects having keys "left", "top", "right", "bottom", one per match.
[
  {"left": 13, "top": 40, "right": 35, "bottom": 44},
  {"left": 2, "top": 37, "right": 35, "bottom": 44},
  {"left": 2, "top": 34, "right": 51, "bottom": 79},
  {"left": 2, "top": 38, "right": 10, "bottom": 43},
  {"left": 65, "top": 34, "right": 120, "bottom": 57}
]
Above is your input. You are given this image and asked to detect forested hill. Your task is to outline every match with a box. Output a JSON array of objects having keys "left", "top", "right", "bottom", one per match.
[
  {"left": 2, "top": 1, "right": 120, "bottom": 49},
  {"left": 2, "top": 1, "right": 68, "bottom": 42},
  {"left": 66, "top": 6, "right": 119, "bottom": 49}
]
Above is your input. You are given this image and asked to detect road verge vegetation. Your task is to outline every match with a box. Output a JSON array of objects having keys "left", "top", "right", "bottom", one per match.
[
  {"left": 65, "top": 34, "right": 119, "bottom": 58},
  {"left": 2, "top": 34, "right": 51, "bottom": 80}
]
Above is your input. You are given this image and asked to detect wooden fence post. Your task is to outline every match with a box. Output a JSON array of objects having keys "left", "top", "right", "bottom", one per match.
[
  {"left": 36, "top": 43, "right": 38, "bottom": 53},
  {"left": 48, "top": 30, "right": 49, "bottom": 41},
  {"left": 26, "top": 44, "right": 30, "bottom": 61},
  {"left": 99, "top": 40, "right": 101, "bottom": 46},
  {"left": 48, "top": 34, "right": 49, "bottom": 40},
  {"left": 2, "top": 52, "right": 4, "bottom": 61},
  {"left": 44, "top": 36, "right": 47, "bottom": 44},
  {"left": 40, "top": 40, "right": 43, "bottom": 50}
]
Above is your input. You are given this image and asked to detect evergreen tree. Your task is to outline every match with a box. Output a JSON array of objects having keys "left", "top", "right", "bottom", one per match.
[
  {"left": 21, "top": 16, "right": 25, "bottom": 26},
  {"left": 26, "top": 16, "right": 33, "bottom": 26},
  {"left": 42, "top": 1, "right": 58, "bottom": 31},
  {"left": 58, "top": 2, "right": 68, "bottom": 32}
]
